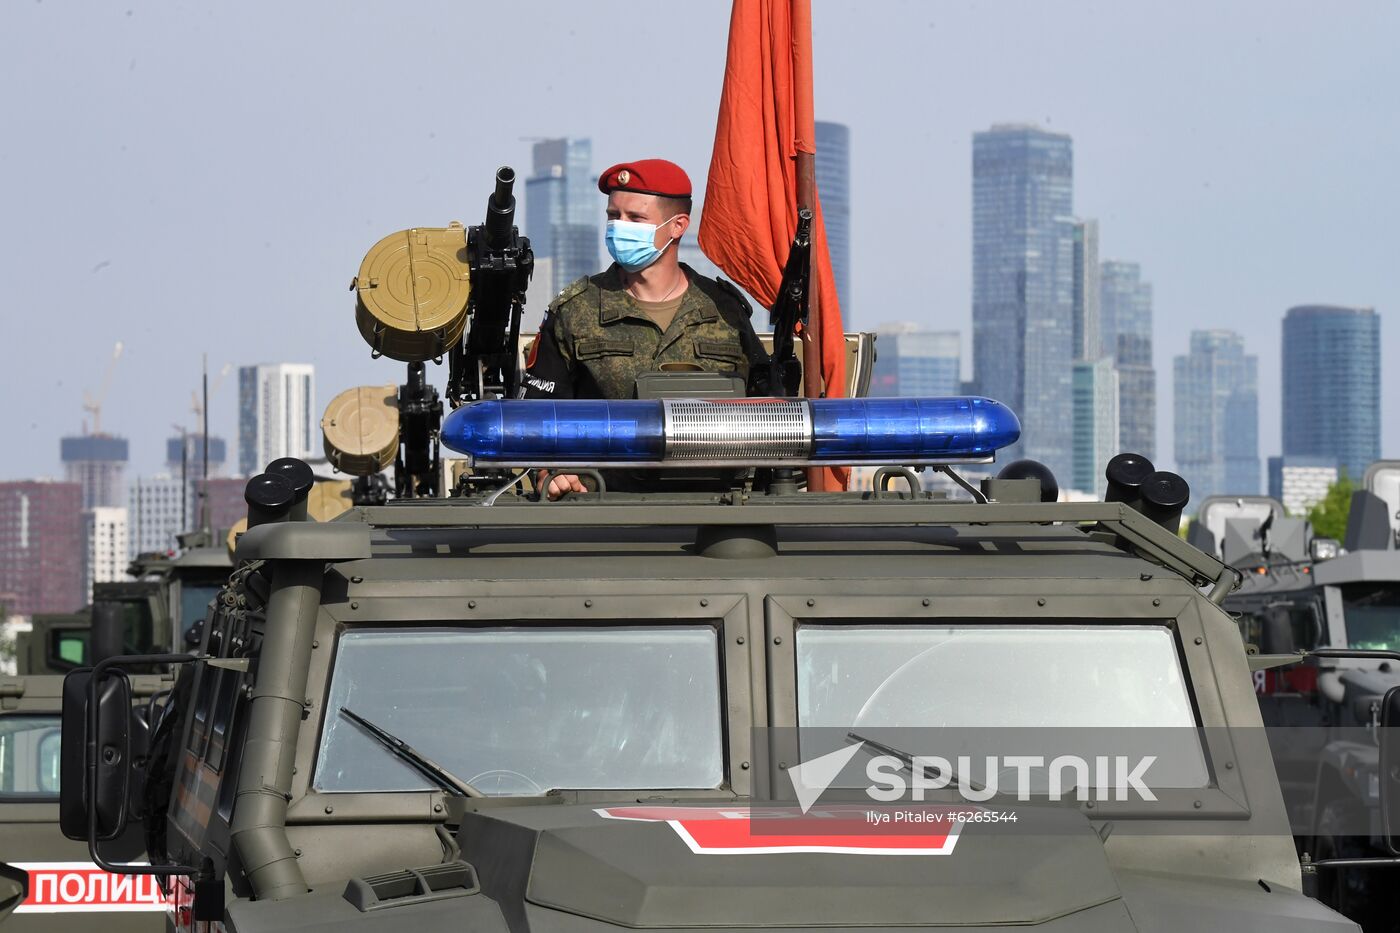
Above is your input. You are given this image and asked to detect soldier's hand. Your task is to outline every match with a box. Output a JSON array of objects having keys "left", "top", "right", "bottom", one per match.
[{"left": 537, "top": 470, "right": 587, "bottom": 500}]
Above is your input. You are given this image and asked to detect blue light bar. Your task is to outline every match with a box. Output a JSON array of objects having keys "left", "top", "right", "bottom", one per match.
[
  {"left": 810, "top": 397, "right": 1019, "bottom": 459},
  {"left": 442, "top": 400, "right": 664, "bottom": 463},
  {"left": 441, "top": 397, "right": 1020, "bottom": 466}
]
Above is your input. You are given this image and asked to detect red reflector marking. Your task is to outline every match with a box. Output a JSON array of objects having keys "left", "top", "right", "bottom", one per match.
[{"left": 595, "top": 804, "right": 967, "bottom": 855}]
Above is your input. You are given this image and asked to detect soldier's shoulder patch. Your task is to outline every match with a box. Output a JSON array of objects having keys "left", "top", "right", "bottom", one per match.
[{"left": 548, "top": 275, "right": 592, "bottom": 312}]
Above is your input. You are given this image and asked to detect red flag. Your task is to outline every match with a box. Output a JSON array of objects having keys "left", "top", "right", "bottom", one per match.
[{"left": 699, "top": 0, "right": 848, "bottom": 490}]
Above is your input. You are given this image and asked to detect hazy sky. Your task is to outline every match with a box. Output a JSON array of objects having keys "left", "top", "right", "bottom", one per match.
[{"left": 2, "top": 0, "right": 1396, "bottom": 482}]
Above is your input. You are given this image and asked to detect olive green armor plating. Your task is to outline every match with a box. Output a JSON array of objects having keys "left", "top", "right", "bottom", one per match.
[{"left": 90, "top": 492, "right": 1364, "bottom": 932}]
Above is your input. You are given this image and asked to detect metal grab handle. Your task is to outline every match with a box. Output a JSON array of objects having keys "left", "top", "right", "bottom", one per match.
[
  {"left": 872, "top": 466, "right": 921, "bottom": 498},
  {"left": 537, "top": 468, "right": 608, "bottom": 502}
]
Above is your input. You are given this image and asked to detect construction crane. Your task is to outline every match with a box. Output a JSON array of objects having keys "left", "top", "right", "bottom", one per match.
[{"left": 81, "top": 341, "right": 123, "bottom": 435}]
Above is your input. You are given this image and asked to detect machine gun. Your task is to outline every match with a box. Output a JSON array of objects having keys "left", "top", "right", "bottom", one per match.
[
  {"left": 348, "top": 168, "right": 534, "bottom": 499},
  {"left": 766, "top": 208, "right": 812, "bottom": 397},
  {"left": 448, "top": 166, "right": 535, "bottom": 406}
]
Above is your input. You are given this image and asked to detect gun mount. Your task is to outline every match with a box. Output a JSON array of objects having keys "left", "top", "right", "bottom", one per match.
[{"left": 449, "top": 165, "right": 535, "bottom": 406}]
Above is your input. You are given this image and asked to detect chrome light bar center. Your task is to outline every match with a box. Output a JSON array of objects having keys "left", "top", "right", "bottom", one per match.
[{"left": 662, "top": 399, "right": 811, "bottom": 461}]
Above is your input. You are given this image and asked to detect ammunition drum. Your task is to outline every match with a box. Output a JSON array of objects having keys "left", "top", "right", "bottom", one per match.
[
  {"left": 321, "top": 385, "right": 400, "bottom": 476},
  {"left": 354, "top": 224, "right": 471, "bottom": 361}
]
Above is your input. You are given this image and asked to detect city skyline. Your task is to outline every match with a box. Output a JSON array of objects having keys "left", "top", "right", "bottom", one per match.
[
  {"left": 2, "top": 1, "right": 1395, "bottom": 482},
  {"left": 869, "top": 324, "right": 960, "bottom": 398},
  {"left": 971, "top": 124, "right": 1076, "bottom": 482},
  {"left": 525, "top": 137, "right": 600, "bottom": 300},
  {"left": 11, "top": 124, "right": 1386, "bottom": 504},
  {"left": 1173, "top": 329, "right": 1260, "bottom": 504}
]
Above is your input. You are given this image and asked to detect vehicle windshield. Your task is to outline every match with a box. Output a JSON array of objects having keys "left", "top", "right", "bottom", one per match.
[
  {"left": 179, "top": 583, "right": 222, "bottom": 640},
  {"left": 1341, "top": 584, "right": 1400, "bottom": 651},
  {"left": 0, "top": 715, "right": 61, "bottom": 798},
  {"left": 315, "top": 626, "right": 724, "bottom": 795},
  {"left": 796, "top": 623, "right": 1210, "bottom": 789}
]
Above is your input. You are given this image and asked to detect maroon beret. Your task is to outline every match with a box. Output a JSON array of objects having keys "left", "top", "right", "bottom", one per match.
[{"left": 597, "top": 159, "right": 692, "bottom": 199}]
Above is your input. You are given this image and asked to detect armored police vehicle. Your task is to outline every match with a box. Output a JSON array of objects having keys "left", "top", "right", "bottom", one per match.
[
  {"left": 41, "top": 170, "right": 1399, "bottom": 933},
  {"left": 53, "top": 434, "right": 1400, "bottom": 933},
  {"left": 1195, "top": 464, "right": 1400, "bottom": 928}
]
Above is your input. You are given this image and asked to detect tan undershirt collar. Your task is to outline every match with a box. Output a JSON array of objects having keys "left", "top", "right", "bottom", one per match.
[{"left": 631, "top": 294, "right": 686, "bottom": 333}]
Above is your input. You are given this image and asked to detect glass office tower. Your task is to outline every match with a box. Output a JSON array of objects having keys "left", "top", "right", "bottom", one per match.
[
  {"left": 972, "top": 124, "right": 1075, "bottom": 482},
  {"left": 1281, "top": 305, "right": 1380, "bottom": 480}
]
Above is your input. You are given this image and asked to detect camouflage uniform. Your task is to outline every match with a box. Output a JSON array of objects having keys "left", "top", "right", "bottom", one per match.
[{"left": 520, "top": 263, "right": 772, "bottom": 399}]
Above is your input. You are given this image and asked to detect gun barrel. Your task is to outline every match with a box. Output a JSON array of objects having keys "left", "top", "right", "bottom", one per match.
[
  {"left": 492, "top": 166, "right": 515, "bottom": 208},
  {"left": 485, "top": 166, "right": 516, "bottom": 249},
  {"left": 406, "top": 360, "right": 426, "bottom": 394}
]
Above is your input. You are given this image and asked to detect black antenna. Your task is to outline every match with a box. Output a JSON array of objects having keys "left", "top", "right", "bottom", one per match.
[
  {"left": 180, "top": 426, "right": 189, "bottom": 532},
  {"left": 199, "top": 353, "right": 210, "bottom": 537}
]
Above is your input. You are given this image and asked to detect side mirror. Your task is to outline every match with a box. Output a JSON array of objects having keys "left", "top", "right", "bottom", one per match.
[
  {"left": 1259, "top": 611, "right": 1296, "bottom": 656},
  {"left": 1380, "top": 685, "right": 1400, "bottom": 855},
  {"left": 0, "top": 862, "right": 27, "bottom": 922},
  {"left": 59, "top": 668, "right": 133, "bottom": 842}
]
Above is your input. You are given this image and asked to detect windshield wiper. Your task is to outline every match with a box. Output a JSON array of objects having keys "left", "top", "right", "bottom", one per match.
[
  {"left": 846, "top": 730, "right": 985, "bottom": 793},
  {"left": 341, "top": 707, "right": 483, "bottom": 798}
]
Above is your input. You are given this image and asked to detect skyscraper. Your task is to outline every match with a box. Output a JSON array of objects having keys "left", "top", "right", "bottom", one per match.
[
  {"left": 128, "top": 476, "right": 191, "bottom": 558},
  {"left": 238, "top": 364, "right": 315, "bottom": 476},
  {"left": 1173, "top": 330, "right": 1259, "bottom": 504},
  {"left": 815, "top": 121, "right": 851, "bottom": 316},
  {"left": 525, "top": 138, "right": 599, "bottom": 298},
  {"left": 870, "top": 325, "right": 960, "bottom": 397},
  {"left": 60, "top": 434, "right": 129, "bottom": 509},
  {"left": 972, "top": 124, "right": 1075, "bottom": 481},
  {"left": 83, "top": 506, "right": 128, "bottom": 601},
  {"left": 1099, "top": 260, "right": 1156, "bottom": 458},
  {"left": 1281, "top": 305, "right": 1380, "bottom": 480},
  {"left": 0, "top": 480, "right": 83, "bottom": 615},
  {"left": 1072, "top": 357, "right": 1119, "bottom": 497},
  {"left": 1071, "top": 219, "right": 1100, "bottom": 363}
]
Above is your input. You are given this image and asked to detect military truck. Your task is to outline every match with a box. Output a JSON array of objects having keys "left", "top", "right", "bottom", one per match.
[
  {"left": 46, "top": 169, "right": 1397, "bottom": 932},
  {"left": 16, "top": 534, "right": 234, "bottom": 678},
  {"left": 51, "top": 432, "right": 1400, "bottom": 932},
  {"left": 1194, "top": 462, "right": 1400, "bottom": 928}
]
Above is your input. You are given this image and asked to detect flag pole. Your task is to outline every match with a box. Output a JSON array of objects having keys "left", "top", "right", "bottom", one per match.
[{"left": 791, "top": 0, "right": 825, "bottom": 491}]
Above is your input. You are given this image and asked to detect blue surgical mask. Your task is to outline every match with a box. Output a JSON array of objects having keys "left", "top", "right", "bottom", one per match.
[{"left": 606, "top": 216, "right": 678, "bottom": 272}]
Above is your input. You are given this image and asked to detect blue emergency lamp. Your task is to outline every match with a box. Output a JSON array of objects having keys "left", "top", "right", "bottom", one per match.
[{"left": 440, "top": 397, "right": 1020, "bottom": 467}]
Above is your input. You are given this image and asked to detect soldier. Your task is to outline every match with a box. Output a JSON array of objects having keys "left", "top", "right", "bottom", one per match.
[{"left": 520, "top": 158, "right": 771, "bottom": 499}]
